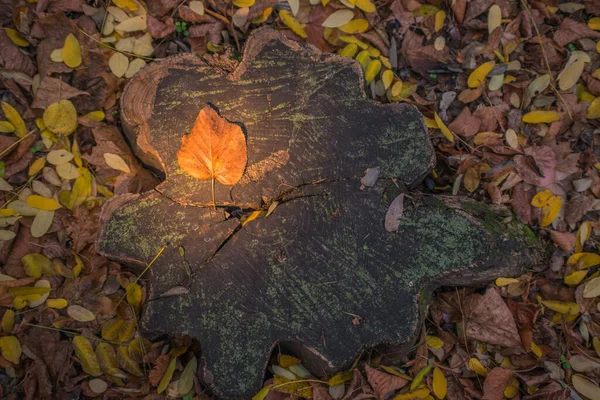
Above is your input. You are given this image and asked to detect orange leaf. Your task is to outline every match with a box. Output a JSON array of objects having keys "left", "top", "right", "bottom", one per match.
[{"left": 177, "top": 106, "right": 247, "bottom": 186}]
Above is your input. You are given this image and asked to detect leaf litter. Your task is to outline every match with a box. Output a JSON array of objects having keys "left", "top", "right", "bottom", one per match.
[{"left": 0, "top": 0, "right": 599, "bottom": 399}]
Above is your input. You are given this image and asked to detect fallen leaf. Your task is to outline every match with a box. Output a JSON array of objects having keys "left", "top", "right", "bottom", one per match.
[
  {"left": 178, "top": 356, "right": 198, "bottom": 395},
  {"left": 73, "top": 335, "right": 102, "bottom": 376},
  {"left": 434, "top": 112, "right": 454, "bottom": 142},
  {"left": 463, "top": 287, "right": 522, "bottom": 348},
  {"left": 468, "top": 61, "right": 495, "bottom": 88},
  {"left": 482, "top": 368, "right": 513, "bottom": 400},
  {"left": 67, "top": 305, "right": 96, "bottom": 322},
  {"left": 108, "top": 53, "right": 129, "bottom": 78},
  {"left": 177, "top": 106, "right": 247, "bottom": 186},
  {"left": 1, "top": 102, "right": 26, "bottom": 138},
  {"left": 43, "top": 100, "right": 78, "bottom": 135},
  {"left": 572, "top": 374, "right": 600, "bottom": 399},
  {"left": 279, "top": 10, "right": 307, "bottom": 38},
  {"left": 104, "top": 153, "right": 131, "bottom": 173},
  {"left": 62, "top": 33, "right": 81, "bottom": 68},
  {"left": 158, "top": 356, "right": 176, "bottom": 394},
  {"left": 0, "top": 336, "right": 21, "bottom": 364},
  {"left": 488, "top": 5, "right": 501, "bottom": 34},
  {"left": 322, "top": 10, "right": 355, "bottom": 28},
  {"left": 384, "top": 193, "right": 404, "bottom": 232},
  {"left": 433, "top": 367, "right": 447, "bottom": 399},
  {"left": 365, "top": 365, "right": 408, "bottom": 399}
]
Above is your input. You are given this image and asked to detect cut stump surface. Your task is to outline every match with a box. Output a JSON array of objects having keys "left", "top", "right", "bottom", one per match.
[{"left": 98, "top": 28, "right": 539, "bottom": 399}]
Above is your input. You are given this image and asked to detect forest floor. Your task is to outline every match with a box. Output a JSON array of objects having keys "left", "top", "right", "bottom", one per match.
[{"left": 0, "top": 0, "right": 600, "bottom": 399}]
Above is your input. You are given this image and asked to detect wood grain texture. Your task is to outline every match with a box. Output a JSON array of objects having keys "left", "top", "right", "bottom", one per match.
[{"left": 99, "top": 28, "right": 540, "bottom": 399}]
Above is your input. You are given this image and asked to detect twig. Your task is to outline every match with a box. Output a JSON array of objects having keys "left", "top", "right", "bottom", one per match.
[
  {"left": 0, "top": 130, "right": 35, "bottom": 159},
  {"left": 77, "top": 28, "right": 155, "bottom": 61},
  {"left": 204, "top": 8, "right": 241, "bottom": 52}
]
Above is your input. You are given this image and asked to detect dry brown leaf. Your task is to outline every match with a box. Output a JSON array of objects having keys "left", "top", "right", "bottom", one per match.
[
  {"left": 513, "top": 146, "right": 556, "bottom": 188},
  {"left": 482, "top": 368, "right": 513, "bottom": 400},
  {"left": 31, "top": 77, "right": 89, "bottom": 110},
  {"left": 554, "top": 18, "right": 600, "bottom": 47},
  {"left": 463, "top": 287, "right": 522, "bottom": 348},
  {"left": 177, "top": 106, "right": 247, "bottom": 186},
  {"left": 365, "top": 365, "right": 408, "bottom": 399}
]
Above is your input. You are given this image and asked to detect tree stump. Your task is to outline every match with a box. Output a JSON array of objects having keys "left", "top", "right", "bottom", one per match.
[{"left": 98, "top": 28, "right": 539, "bottom": 398}]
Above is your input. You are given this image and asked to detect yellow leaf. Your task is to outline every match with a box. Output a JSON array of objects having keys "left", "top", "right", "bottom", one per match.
[
  {"left": 587, "top": 97, "right": 600, "bottom": 119},
  {"left": 82, "top": 111, "right": 105, "bottom": 122},
  {"left": 468, "top": 358, "right": 487, "bottom": 376},
  {"left": 531, "top": 189, "right": 553, "bottom": 207},
  {"left": 158, "top": 357, "right": 176, "bottom": 394},
  {"left": 21, "top": 253, "right": 51, "bottom": 278},
  {"left": 46, "top": 298, "right": 68, "bottom": 309},
  {"left": 31, "top": 209, "right": 54, "bottom": 238},
  {"left": 119, "top": 318, "right": 136, "bottom": 342},
  {"left": 1, "top": 310, "right": 14, "bottom": 333},
  {"left": 279, "top": 10, "right": 307, "bottom": 38},
  {"left": 488, "top": 5, "right": 501, "bottom": 34},
  {"left": 0, "top": 336, "right": 21, "bottom": 364},
  {"left": 495, "top": 277, "right": 519, "bottom": 287},
  {"left": 72, "top": 253, "right": 83, "bottom": 277},
  {"left": 29, "top": 157, "right": 46, "bottom": 176},
  {"left": 425, "top": 336, "right": 443, "bottom": 349},
  {"left": 126, "top": 282, "right": 142, "bottom": 308},
  {"left": 62, "top": 33, "right": 81, "bottom": 68},
  {"left": 392, "top": 388, "right": 430, "bottom": 399},
  {"left": 279, "top": 354, "right": 301, "bottom": 367},
  {"left": 104, "top": 153, "right": 131, "bottom": 173},
  {"left": 541, "top": 300, "right": 579, "bottom": 315},
  {"left": 382, "top": 70, "right": 393, "bottom": 90},
  {"left": 423, "top": 116, "right": 438, "bottom": 129},
  {"left": 95, "top": 342, "right": 119, "bottom": 374},
  {"left": 468, "top": 61, "right": 495, "bottom": 88},
  {"left": 355, "top": 0, "right": 375, "bottom": 13},
  {"left": 73, "top": 335, "right": 102, "bottom": 376},
  {"left": 340, "top": 43, "right": 358, "bottom": 58},
  {"left": 413, "top": 4, "right": 439, "bottom": 17},
  {"left": 113, "top": 0, "right": 138, "bottom": 11},
  {"left": 558, "top": 58, "right": 585, "bottom": 91},
  {"left": 391, "top": 80, "right": 403, "bottom": 97},
  {"left": 568, "top": 252, "right": 600, "bottom": 269},
  {"left": 504, "top": 378, "right": 519, "bottom": 398},
  {"left": 597, "top": 40, "right": 600, "bottom": 54},
  {"left": 253, "top": 385, "right": 272, "bottom": 400},
  {"left": 102, "top": 318, "right": 124, "bottom": 341},
  {"left": 588, "top": 17, "right": 600, "bottom": 31},
  {"left": 178, "top": 356, "right": 198, "bottom": 395},
  {"left": 355, "top": 50, "right": 371, "bottom": 70},
  {"left": 541, "top": 196, "right": 561, "bottom": 227},
  {"left": 68, "top": 305, "right": 96, "bottom": 322},
  {"left": 51, "top": 48, "right": 63, "bottom": 63},
  {"left": 0, "top": 120, "right": 14, "bottom": 133},
  {"left": 573, "top": 374, "right": 600, "bottom": 399},
  {"left": 43, "top": 100, "right": 78, "bottom": 135},
  {"left": 4, "top": 28, "right": 29, "bottom": 47},
  {"left": 108, "top": 52, "right": 129, "bottom": 78},
  {"left": 564, "top": 270, "right": 587, "bottom": 286},
  {"left": 583, "top": 277, "right": 600, "bottom": 298},
  {"left": 433, "top": 367, "right": 447, "bottom": 399},
  {"left": 433, "top": 112, "right": 454, "bottom": 142},
  {"left": 1, "top": 102, "right": 27, "bottom": 138},
  {"left": 339, "top": 35, "right": 369, "bottom": 49},
  {"left": 339, "top": 19, "right": 369, "bottom": 34},
  {"left": 328, "top": 370, "right": 353, "bottom": 386},
  {"left": 530, "top": 341, "right": 542, "bottom": 357},
  {"left": 117, "top": 345, "right": 143, "bottom": 376},
  {"left": 26, "top": 195, "right": 62, "bottom": 211},
  {"left": 410, "top": 364, "right": 432, "bottom": 390},
  {"left": 233, "top": 0, "right": 254, "bottom": 6},
  {"left": 365, "top": 59, "right": 381, "bottom": 83},
  {"left": 115, "top": 15, "right": 147, "bottom": 32},
  {"left": 522, "top": 110, "right": 561, "bottom": 124},
  {"left": 322, "top": 9, "right": 355, "bottom": 28},
  {"left": 47, "top": 149, "right": 74, "bottom": 165},
  {"left": 9, "top": 286, "right": 51, "bottom": 297},
  {"left": 594, "top": 337, "right": 600, "bottom": 357},
  {"left": 435, "top": 10, "right": 446, "bottom": 32},
  {"left": 463, "top": 167, "right": 479, "bottom": 192}
]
